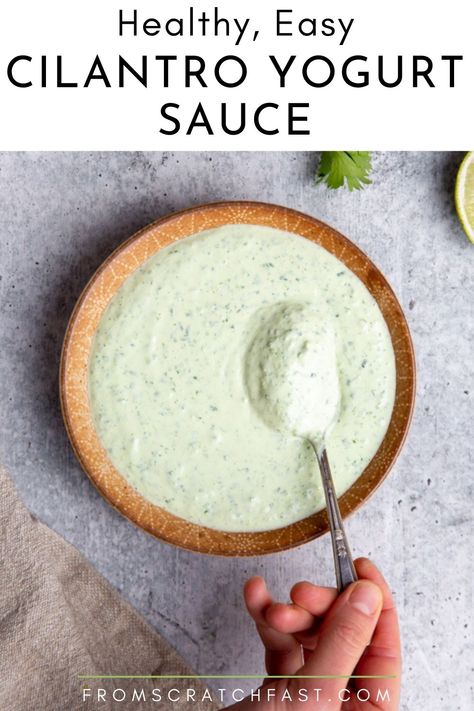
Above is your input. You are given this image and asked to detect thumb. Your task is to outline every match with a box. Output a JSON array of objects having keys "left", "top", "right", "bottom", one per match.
[{"left": 299, "top": 580, "right": 383, "bottom": 694}]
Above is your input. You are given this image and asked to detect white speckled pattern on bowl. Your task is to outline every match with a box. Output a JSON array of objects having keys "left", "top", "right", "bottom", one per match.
[{"left": 60, "top": 202, "right": 416, "bottom": 556}]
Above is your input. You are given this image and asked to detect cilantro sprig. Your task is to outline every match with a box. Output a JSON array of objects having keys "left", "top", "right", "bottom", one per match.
[{"left": 316, "top": 151, "right": 373, "bottom": 191}]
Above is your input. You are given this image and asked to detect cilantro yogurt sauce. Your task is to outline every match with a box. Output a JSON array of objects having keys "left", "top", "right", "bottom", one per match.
[
  {"left": 89, "top": 224, "right": 396, "bottom": 532},
  {"left": 245, "top": 302, "right": 341, "bottom": 446}
]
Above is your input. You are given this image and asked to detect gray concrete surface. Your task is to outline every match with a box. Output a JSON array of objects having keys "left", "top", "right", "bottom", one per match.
[{"left": 0, "top": 152, "right": 472, "bottom": 709}]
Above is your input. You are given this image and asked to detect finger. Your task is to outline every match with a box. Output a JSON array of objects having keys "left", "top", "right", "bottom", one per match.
[
  {"left": 299, "top": 579, "right": 383, "bottom": 698},
  {"left": 353, "top": 559, "right": 401, "bottom": 709},
  {"left": 290, "top": 582, "right": 338, "bottom": 616},
  {"left": 243, "top": 576, "right": 272, "bottom": 626},
  {"left": 265, "top": 602, "right": 324, "bottom": 650},
  {"left": 266, "top": 617, "right": 322, "bottom": 651},
  {"left": 264, "top": 602, "right": 314, "bottom": 634},
  {"left": 355, "top": 558, "right": 401, "bottom": 657},
  {"left": 243, "top": 577, "right": 303, "bottom": 676},
  {"left": 263, "top": 583, "right": 337, "bottom": 641}
]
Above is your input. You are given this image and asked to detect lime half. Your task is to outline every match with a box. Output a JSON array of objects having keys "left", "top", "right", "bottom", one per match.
[{"left": 455, "top": 152, "right": 474, "bottom": 244}]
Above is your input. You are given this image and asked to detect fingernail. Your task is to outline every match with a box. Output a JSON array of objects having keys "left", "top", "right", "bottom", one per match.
[{"left": 348, "top": 582, "right": 381, "bottom": 616}]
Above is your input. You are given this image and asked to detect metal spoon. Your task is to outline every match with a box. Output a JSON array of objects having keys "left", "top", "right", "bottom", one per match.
[
  {"left": 245, "top": 302, "right": 358, "bottom": 592},
  {"left": 310, "top": 442, "right": 357, "bottom": 592}
]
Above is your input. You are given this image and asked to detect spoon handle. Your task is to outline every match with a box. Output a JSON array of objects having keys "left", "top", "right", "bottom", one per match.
[{"left": 314, "top": 445, "right": 358, "bottom": 592}]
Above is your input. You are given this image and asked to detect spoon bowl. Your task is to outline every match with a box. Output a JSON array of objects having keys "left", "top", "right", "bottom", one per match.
[{"left": 245, "top": 302, "right": 340, "bottom": 443}]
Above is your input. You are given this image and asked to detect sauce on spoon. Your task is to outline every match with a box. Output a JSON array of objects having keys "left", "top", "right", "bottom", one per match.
[{"left": 245, "top": 302, "right": 341, "bottom": 448}]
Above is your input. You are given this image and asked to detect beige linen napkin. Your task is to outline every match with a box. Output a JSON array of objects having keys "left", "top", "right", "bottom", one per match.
[{"left": 0, "top": 465, "right": 219, "bottom": 711}]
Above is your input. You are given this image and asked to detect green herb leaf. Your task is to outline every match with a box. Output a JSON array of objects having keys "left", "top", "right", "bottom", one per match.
[{"left": 316, "top": 151, "right": 373, "bottom": 191}]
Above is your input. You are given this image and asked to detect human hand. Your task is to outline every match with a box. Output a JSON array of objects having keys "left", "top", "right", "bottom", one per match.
[{"left": 230, "top": 558, "right": 400, "bottom": 710}]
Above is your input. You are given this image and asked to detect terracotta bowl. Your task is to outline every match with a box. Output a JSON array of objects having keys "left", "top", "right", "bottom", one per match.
[{"left": 60, "top": 201, "right": 415, "bottom": 556}]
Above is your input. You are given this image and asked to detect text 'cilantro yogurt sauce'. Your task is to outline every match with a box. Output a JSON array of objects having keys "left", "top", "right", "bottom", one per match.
[{"left": 89, "top": 224, "right": 396, "bottom": 532}]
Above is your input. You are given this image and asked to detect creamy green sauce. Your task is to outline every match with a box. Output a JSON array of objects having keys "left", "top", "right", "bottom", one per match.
[
  {"left": 245, "top": 302, "right": 340, "bottom": 445},
  {"left": 89, "top": 225, "right": 396, "bottom": 532}
]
